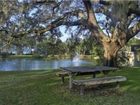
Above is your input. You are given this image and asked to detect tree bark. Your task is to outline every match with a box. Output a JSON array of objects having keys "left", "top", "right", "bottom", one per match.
[
  {"left": 102, "top": 40, "right": 121, "bottom": 67},
  {"left": 16, "top": 45, "right": 23, "bottom": 55},
  {"left": 83, "top": 0, "right": 131, "bottom": 67}
]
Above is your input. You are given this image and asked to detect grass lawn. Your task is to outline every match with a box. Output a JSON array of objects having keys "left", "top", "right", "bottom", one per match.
[
  {"left": 5, "top": 55, "right": 70, "bottom": 60},
  {"left": 0, "top": 67, "right": 140, "bottom": 105}
]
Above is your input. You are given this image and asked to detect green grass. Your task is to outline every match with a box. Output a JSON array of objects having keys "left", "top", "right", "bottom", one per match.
[
  {"left": 2, "top": 54, "right": 71, "bottom": 60},
  {"left": 0, "top": 67, "right": 140, "bottom": 105}
]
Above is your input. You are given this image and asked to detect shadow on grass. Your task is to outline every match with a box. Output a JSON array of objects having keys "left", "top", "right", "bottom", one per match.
[{"left": 108, "top": 67, "right": 140, "bottom": 93}]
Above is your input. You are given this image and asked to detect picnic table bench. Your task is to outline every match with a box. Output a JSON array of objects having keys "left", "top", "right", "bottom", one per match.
[
  {"left": 60, "top": 66, "right": 118, "bottom": 89},
  {"left": 56, "top": 71, "right": 69, "bottom": 83},
  {"left": 57, "top": 66, "right": 127, "bottom": 95},
  {"left": 72, "top": 76, "right": 127, "bottom": 95}
]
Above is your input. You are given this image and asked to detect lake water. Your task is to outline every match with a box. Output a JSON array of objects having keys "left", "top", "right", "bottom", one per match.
[{"left": 0, "top": 58, "right": 92, "bottom": 71}]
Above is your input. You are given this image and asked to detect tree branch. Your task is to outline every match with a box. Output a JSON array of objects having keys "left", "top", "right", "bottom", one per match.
[
  {"left": 83, "top": 0, "right": 107, "bottom": 42},
  {"left": 126, "top": 14, "right": 136, "bottom": 28},
  {"left": 11, "top": 17, "right": 86, "bottom": 38},
  {"left": 127, "top": 21, "right": 140, "bottom": 42},
  {"left": 7, "top": 9, "right": 86, "bottom": 38},
  {"left": 32, "top": 0, "right": 57, "bottom": 5},
  {"left": 128, "top": 8, "right": 140, "bottom": 16},
  {"left": 35, "top": 19, "right": 86, "bottom": 34},
  {"left": 99, "top": 0, "right": 111, "bottom": 5}
]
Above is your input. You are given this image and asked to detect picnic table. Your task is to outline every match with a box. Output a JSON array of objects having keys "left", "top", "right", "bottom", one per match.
[{"left": 61, "top": 66, "right": 118, "bottom": 89}]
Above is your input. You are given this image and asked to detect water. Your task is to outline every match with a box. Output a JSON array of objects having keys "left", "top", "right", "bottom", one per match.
[
  {"left": 0, "top": 58, "right": 92, "bottom": 71},
  {"left": 72, "top": 52, "right": 80, "bottom": 62}
]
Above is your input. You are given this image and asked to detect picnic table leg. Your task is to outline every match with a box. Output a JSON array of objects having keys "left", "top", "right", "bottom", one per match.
[
  {"left": 62, "top": 76, "right": 65, "bottom": 84},
  {"left": 116, "top": 82, "right": 120, "bottom": 89},
  {"left": 93, "top": 73, "right": 96, "bottom": 78},
  {"left": 80, "top": 85, "right": 84, "bottom": 95},
  {"left": 69, "top": 73, "right": 73, "bottom": 89},
  {"left": 103, "top": 71, "right": 109, "bottom": 75}
]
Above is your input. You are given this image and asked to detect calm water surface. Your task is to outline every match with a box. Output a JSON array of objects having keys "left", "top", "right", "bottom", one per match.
[{"left": 0, "top": 58, "right": 92, "bottom": 71}]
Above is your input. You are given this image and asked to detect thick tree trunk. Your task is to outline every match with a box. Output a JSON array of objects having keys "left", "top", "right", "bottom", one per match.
[
  {"left": 103, "top": 40, "right": 121, "bottom": 67},
  {"left": 83, "top": 0, "right": 131, "bottom": 67}
]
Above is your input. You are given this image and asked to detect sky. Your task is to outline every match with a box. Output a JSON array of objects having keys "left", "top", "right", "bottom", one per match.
[{"left": 59, "top": 26, "right": 71, "bottom": 42}]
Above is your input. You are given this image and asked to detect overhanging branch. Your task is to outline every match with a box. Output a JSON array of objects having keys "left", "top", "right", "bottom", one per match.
[
  {"left": 11, "top": 18, "right": 86, "bottom": 38},
  {"left": 128, "top": 8, "right": 140, "bottom": 16},
  {"left": 9, "top": 9, "right": 86, "bottom": 38},
  {"left": 127, "top": 21, "right": 140, "bottom": 42},
  {"left": 83, "top": 0, "right": 107, "bottom": 42}
]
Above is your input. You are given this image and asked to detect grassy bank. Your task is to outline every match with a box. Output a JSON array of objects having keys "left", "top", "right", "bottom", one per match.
[
  {"left": 1, "top": 54, "right": 99, "bottom": 61},
  {"left": 1, "top": 54, "right": 71, "bottom": 60},
  {"left": 0, "top": 68, "right": 140, "bottom": 105}
]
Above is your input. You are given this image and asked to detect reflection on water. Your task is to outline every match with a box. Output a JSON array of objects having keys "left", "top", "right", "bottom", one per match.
[
  {"left": 72, "top": 53, "right": 80, "bottom": 66},
  {"left": 0, "top": 58, "right": 92, "bottom": 71}
]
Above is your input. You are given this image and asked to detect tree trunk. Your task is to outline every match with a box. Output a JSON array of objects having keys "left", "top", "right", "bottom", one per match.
[
  {"left": 103, "top": 40, "right": 121, "bottom": 67},
  {"left": 16, "top": 45, "right": 23, "bottom": 55}
]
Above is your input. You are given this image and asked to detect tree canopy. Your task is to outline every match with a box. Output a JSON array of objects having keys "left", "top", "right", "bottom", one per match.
[{"left": 0, "top": 0, "right": 140, "bottom": 66}]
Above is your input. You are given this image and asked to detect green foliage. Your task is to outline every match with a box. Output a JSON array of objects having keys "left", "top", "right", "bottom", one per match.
[
  {"left": 127, "top": 38, "right": 140, "bottom": 46},
  {"left": 36, "top": 36, "right": 67, "bottom": 56},
  {"left": 80, "top": 36, "right": 103, "bottom": 62},
  {"left": 117, "top": 38, "right": 140, "bottom": 66},
  {"left": 112, "top": 1, "right": 129, "bottom": 20},
  {"left": 117, "top": 48, "right": 129, "bottom": 66},
  {"left": 65, "top": 36, "right": 81, "bottom": 58}
]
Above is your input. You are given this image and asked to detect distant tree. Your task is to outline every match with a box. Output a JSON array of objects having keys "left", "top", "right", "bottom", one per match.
[
  {"left": 66, "top": 36, "right": 81, "bottom": 58},
  {"left": 37, "top": 36, "right": 67, "bottom": 56}
]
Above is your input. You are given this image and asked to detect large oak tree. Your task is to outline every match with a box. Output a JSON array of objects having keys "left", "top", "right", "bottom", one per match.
[{"left": 0, "top": 0, "right": 140, "bottom": 67}]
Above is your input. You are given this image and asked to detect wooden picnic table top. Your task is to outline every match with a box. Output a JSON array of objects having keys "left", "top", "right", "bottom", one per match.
[{"left": 61, "top": 66, "right": 118, "bottom": 74}]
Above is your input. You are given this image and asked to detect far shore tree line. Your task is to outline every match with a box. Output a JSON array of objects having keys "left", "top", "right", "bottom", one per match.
[{"left": 0, "top": 34, "right": 102, "bottom": 57}]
